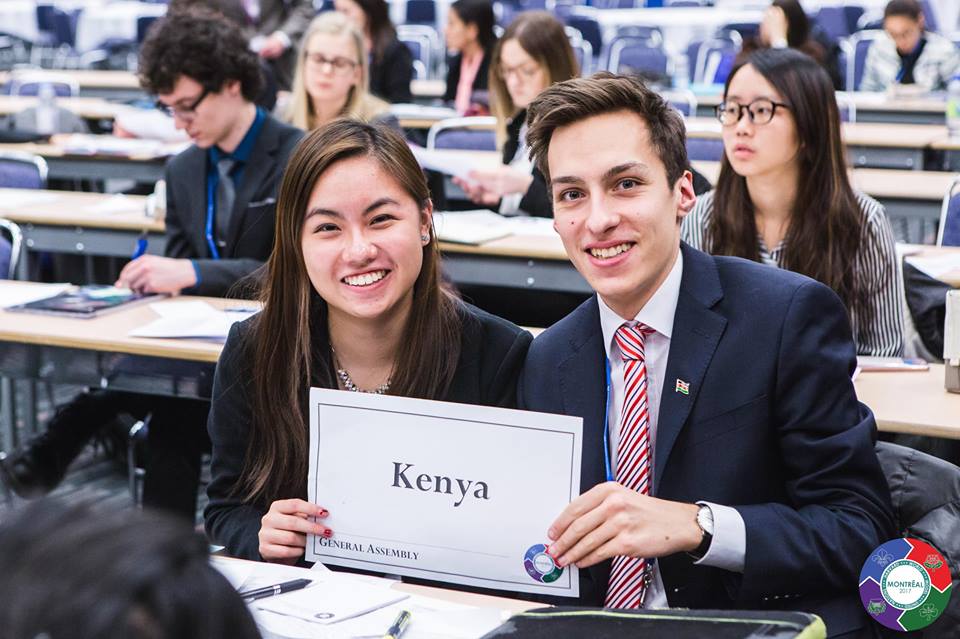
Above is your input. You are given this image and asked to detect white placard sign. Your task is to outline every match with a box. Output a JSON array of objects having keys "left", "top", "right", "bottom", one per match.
[{"left": 305, "top": 388, "right": 582, "bottom": 598}]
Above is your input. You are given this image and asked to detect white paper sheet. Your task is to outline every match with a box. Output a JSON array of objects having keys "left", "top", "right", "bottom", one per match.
[
  {"left": 906, "top": 253, "right": 960, "bottom": 280},
  {"left": 85, "top": 193, "right": 145, "bottom": 214},
  {"left": 128, "top": 301, "right": 257, "bottom": 339},
  {"left": 389, "top": 104, "right": 458, "bottom": 120},
  {"left": 408, "top": 145, "right": 478, "bottom": 180},
  {"left": 254, "top": 575, "right": 408, "bottom": 626},
  {"left": 432, "top": 211, "right": 512, "bottom": 245},
  {"left": 1, "top": 283, "right": 71, "bottom": 308},
  {"left": 305, "top": 389, "right": 582, "bottom": 598}
]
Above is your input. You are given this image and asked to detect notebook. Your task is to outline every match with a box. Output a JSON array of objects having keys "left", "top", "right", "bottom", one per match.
[{"left": 6, "top": 285, "right": 159, "bottom": 319}]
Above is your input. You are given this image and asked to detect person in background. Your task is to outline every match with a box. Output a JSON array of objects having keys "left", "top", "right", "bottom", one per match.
[
  {"left": 334, "top": 0, "right": 415, "bottom": 103},
  {"left": 861, "top": 0, "right": 960, "bottom": 92},
  {"left": 169, "top": 0, "right": 314, "bottom": 91},
  {"left": 741, "top": 0, "right": 843, "bottom": 90},
  {"left": 443, "top": 0, "right": 497, "bottom": 115},
  {"left": 0, "top": 9, "right": 303, "bottom": 519},
  {"left": 0, "top": 499, "right": 261, "bottom": 639},
  {"left": 205, "top": 120, "right": 531, "bottom": 564},
  {"left": 455, "top": 11, "right": 578, "bottom": 218},
  {"left": 682, "top": 48, "right": 903, "bottom": 356},
  {"left": 285, "top": 12, "right": 392, "bottom": 130}
]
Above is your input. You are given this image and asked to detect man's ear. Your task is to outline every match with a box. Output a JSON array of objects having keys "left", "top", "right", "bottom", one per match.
[{"left": 675, "top": 170, "right": 697, "bottom": 222}]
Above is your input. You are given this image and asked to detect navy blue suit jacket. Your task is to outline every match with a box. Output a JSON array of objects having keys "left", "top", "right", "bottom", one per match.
[{"left": 520, "top": 244, "right": 895, "bottom": 637}]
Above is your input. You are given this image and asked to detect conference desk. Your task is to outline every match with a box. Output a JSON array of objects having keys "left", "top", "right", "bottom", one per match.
[
  {"left": 0, "top": 70, "right": 146, "bottom": 101},
  {"left": 0, "top": 136, "right": 173, "bottom": 182},
  {"left": 411, "top": 78, "right": 446, "bottom": 102},
  {"left": 855, "top": 366, "right": 960, "bottom": 440},
  {"left": 0, "top": 95, "right": 137, "bottom": 121},
  {"left": 0, "top": 189, "right": 164, "bottom": 279}
]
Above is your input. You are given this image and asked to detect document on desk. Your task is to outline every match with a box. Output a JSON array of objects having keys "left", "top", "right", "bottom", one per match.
[{"left": 306, "top": 388, "right": 582, "bottom": 598}]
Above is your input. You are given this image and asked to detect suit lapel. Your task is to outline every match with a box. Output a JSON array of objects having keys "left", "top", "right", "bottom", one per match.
[
  {"left": 653, "top": 245, "right": 727, "bottom": 494},
  {"left": 226, "top": 117, "right": 278, "bottom": 254}
]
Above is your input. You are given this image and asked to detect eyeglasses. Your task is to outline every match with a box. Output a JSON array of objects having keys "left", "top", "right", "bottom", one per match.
[
  {"left": 155, "top": 87, "right": 210, "bottom": 122},
  {"left": 716, "top": 98, "right": 790, "bottom": 126},
  {"left": 497, "top": 62, "right": 541, "bottom": 81},
  {"left": 306, "top": 53, "right": 358, "bottom": 74}
]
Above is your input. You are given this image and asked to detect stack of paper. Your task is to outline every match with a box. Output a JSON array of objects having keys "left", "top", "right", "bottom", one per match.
[
  {"left": 433, "top": 211, "right": 557, "bottom": 245},
  {"left": 1, "top": 283, "right": 72, "bottom": 309},
  {"left": 211, "top": 558, "right": 510, "bottom": 639},
  {"left": 128, "top": 300, "right": 258, "bottom": 340}
]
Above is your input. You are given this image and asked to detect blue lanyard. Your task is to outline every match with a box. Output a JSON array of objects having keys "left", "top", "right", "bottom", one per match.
[
  {"left": 205, "top": 177, "right": 221, "bottom": 260},
  {"left": 603, "top": 358, "right": 613, "bottom": 482}
]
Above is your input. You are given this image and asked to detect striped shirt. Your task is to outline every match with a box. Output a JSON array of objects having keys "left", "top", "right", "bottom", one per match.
[{"left": 681, "top": 191, "right": 904, "bottom": 357}]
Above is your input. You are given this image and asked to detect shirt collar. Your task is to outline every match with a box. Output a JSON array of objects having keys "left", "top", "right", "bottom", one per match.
[
  {"left": 598, "top": 249, "right": 683, "bottom": 359},
  {"left": 209, "top": 106, "right": 266, "bottom": 165}
]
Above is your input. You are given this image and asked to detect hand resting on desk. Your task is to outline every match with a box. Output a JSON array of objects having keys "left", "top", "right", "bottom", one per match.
[
  {"left": 116, "top": 255, "right": 198, "bottom": 294},
  {"left": 453, "top": 166, "right": 535, "bottom": 207},
  {"left": 546, "top": 481, "right": 701, "bottom": 569},
  {"left": 259, "top": 498, "right": 333, "bottom": 564}
]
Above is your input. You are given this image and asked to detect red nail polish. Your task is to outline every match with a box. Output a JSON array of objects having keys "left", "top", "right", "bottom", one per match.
[
  {"left": 322, "top": 528, "right": 333, "bottom": 539},
  {"left": 318, "top": 509, "right": 329, "bottom": 518}
]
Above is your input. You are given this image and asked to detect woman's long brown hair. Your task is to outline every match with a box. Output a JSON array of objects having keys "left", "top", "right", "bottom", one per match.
[
  {"left": 708, "top": 48, "right": 869, "bottom": 321},
  {"left": 240, "top": 120, "right": 463, "bottom": 503}
]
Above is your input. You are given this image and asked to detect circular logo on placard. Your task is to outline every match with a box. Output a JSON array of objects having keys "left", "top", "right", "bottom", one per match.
[
  {"left": 859, "top": 538, "right": 952, "bottom": 631},
  {"left": 524, "top": 543, "right": 563, "bottom": 584}
]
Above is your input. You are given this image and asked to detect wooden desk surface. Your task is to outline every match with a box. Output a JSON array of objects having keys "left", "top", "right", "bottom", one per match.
[
  {"left": 0, "top": 69, "right": 142, "bottom": 91},
  {"left": 0, "top": 134, "right": 177, "bottom": 162},
  {"left": 0, "top": 281, "right": 246, "bottom": 363},
  {"left": 0, "top": 95, "right": 135, "bottom": 120},
  {"left": 854, "top": 365, "right": 960, "bottom": 440},
  {"left": 0, "top": 188, "right": 161, "bottom": 232},
  {"left": 691, "top": 161, "right": 953, "bottom": 200}
]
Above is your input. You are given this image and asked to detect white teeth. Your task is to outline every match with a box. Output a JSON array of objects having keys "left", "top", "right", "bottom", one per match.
[
  {"left": 589, "top": 243, "right": 633, "bottom": 259},
  {"left": 343, "top": 270, "right": 387, "bottom": 286}
]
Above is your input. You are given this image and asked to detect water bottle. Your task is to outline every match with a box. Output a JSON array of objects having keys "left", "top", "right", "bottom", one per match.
[
  {"left": 35, "top": 82, "right": 57, "bottom": 135},
  {"left": 947, "top": 75, "right": 960, "bottom": 139}
]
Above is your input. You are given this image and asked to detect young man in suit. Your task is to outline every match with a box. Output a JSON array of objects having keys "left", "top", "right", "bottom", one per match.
[
  {"left": 0, "top": 11, "right": 303, "bottom": 519},
  {"left": 519, "top": 73, "right": 895, "bottom": 638}
]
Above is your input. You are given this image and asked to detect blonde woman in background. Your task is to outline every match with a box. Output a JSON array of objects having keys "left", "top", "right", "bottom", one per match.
[
  {"left": 454, "top": 11, "right": 578, "bottom": 218},
  {"left": 285, "top": 11, "right": 393, "bottom": 130}
]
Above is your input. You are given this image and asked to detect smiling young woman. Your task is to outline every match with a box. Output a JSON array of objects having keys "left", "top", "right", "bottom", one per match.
[{"left": 204, "top": 119, "right": 532, "bottom": 563}]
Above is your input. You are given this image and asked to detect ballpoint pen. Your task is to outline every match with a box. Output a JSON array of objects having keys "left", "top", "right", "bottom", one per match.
[
  {"left": 383, "top": 610, "right": 412, "bottom": 639},
  {"left": 238, "top": 578, "right": 312, "bottom": 601},
  {"left": 131, "top": 231, "right": 149, "bottom": 260}
]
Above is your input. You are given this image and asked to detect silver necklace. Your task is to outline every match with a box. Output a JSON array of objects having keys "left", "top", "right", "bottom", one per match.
[{"left": 331, "top": 346, "right": 391, "bottom": 394}]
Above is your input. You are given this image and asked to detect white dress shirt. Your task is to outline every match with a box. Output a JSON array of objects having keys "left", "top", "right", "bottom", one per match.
[{"left": 597, "top": 249, "right": 746, "bottom": 608}]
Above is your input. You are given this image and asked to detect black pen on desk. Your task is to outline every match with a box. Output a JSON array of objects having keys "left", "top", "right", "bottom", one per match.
[
  {"left": 131, "top": 231, "right": 148, "bottom": 260},
  {"left": 238, "top": 578, "right": 312, "bottom": 601},
  {"left": 383, "top": 610, "right": 412, "bottom": 639}
]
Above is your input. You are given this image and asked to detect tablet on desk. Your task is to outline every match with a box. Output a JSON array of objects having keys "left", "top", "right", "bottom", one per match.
[
  {"left": 856, "top": 356, "right": 930, "bottom": 372},
  {"left": 6, "top": 285, "right": 160, "bottom": 319}
]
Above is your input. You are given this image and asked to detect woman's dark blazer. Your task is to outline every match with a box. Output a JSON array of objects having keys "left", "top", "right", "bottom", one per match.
[
  {"left": 442, "top": 48, "right": 492, "bottom": 102},
  {"left": 369, "top": 36, "right": 415, "bottom": 103},
  {"left": 502, "top": 108, "right": 552, "bottom": 218},
  {"left": 204, "top": 301, "right": 532, "bottom": 560}
]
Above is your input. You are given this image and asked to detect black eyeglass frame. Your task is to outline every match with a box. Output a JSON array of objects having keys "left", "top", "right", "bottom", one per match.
[
  {"left": 155, "top": 87, "right": 211, "bottom": 121},
  {"left": 715, "top": 98, "right": 791, "bottom": 126}
]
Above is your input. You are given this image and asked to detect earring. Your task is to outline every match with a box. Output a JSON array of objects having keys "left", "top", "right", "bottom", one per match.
[{"left": 421, "top": 234, "right": 430, "bottom": 242}]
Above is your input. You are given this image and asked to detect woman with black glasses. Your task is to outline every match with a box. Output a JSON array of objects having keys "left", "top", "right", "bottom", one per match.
[{"left": 681, "top": 48, "right": 904, "bottom": 357}]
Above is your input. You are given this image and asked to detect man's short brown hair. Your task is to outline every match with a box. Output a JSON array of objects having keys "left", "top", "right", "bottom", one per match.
[{"left": 525, "top": 72, "right": 688, "bottom": 187}]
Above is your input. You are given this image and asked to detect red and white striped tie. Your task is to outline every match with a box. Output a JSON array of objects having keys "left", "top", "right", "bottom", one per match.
[{"left": 605, "top": 323, "right": 655, "bottom": 609}]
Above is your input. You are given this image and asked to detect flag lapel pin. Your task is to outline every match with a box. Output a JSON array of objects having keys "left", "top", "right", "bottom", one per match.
[{"left": 675, "top": 379, "right": 690, "bottom": 395}]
